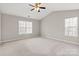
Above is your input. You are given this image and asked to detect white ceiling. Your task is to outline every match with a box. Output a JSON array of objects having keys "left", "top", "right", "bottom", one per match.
[{"left": 0, "top": 3, "right": 79, "bottom": 20}]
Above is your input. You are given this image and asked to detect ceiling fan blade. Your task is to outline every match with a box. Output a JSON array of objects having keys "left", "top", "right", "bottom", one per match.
[
  {"left": 31, "top": 8, "right": 35, "bottom": 11},
  {"left": 31, "top": 8, "right": 34, "bottom": 11},
  {"left": 39, "top": 7, "right": 46, "bottom": 9},
  {"left": 29, "top": 4, "right": 35, "bottom": 7}
]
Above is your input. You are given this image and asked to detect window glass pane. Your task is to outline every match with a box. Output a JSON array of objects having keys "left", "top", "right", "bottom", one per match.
[
  {"left": 19, "top": 21, "right": 32, "bottom": 34},
  {"left": 65, "top": 17, "right": 78, "bottom": 37},
  {"left": 19, "top": 21, "right": 25, "bottom": 34}
]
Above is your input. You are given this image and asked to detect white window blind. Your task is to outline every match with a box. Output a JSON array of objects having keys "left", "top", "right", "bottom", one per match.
[
  {"left": 65, "top": 17, "right": 78, "bottom": 37},
  {"left": 19, "top": 21, "right": 32, "bottom": 34}
]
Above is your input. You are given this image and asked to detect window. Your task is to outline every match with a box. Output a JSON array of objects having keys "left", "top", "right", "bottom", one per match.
[
  {"left": 65, "top": 17, "right": 78, "bottom": 36},
  {"left": 65, "top": 17, "right": 78, "bottom": 37},
  {"left": 19, "top": 21, "right": 32, "bottom": 34}
]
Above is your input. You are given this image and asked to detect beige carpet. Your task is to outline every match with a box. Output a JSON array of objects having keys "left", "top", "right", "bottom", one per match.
[{"left": 0, "top": 37, "right": 79, "bottom": 56}]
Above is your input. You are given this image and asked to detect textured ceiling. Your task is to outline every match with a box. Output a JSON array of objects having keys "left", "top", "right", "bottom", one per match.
[{"left": 0, "top": 3, "right": 79, "bottom": 20}]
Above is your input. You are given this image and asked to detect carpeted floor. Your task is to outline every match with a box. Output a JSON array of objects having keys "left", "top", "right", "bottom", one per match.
[{"left": 0, "top": 37, "right": 79, "bottom": 56}]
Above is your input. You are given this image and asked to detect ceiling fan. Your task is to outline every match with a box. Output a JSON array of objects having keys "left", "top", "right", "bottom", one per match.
[{"left": 29, "top": 3, "right": 46, "bottom": 12}]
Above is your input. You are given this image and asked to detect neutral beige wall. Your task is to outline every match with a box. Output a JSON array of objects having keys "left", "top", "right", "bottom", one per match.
[
  {"left": 41, "top": 10, "right": 79, "bottom": 43},
  {"left": 1, "top": 14, "right": 40, "bottom": 42}
]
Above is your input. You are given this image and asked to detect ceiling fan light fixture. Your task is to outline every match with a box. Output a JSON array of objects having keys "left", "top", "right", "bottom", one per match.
[
  {"left": 35, "top": 7, "right": 40, "bottom": 11},
  {"left": 29, "top": 3, "right": 46, "bottom": 12}
]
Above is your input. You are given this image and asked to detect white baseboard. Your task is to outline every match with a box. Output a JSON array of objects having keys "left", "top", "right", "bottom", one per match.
[
  {"left": 45, "top": 36, "right": 79, "bottom": 45},
  {"left": 1, "top": 36, "right": 39, "bottom": 44},
  {"left": 1, "top": 38, "right": 23, "bottom": 43}
]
